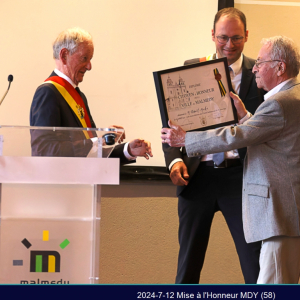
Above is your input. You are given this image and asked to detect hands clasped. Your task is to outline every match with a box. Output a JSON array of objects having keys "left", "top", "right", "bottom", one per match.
[{"left": 161, "top": 120, "right": 186, "bottom": 147}]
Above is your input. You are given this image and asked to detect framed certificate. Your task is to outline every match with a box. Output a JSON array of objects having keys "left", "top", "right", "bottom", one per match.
[{"left": 153, "top": 57, "right": 237, "bottom": 131}]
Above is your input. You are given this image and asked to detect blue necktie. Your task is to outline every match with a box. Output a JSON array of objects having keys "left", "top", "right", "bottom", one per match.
[{"left": 212, "top": 152, "right": 225, "bottom": 166}]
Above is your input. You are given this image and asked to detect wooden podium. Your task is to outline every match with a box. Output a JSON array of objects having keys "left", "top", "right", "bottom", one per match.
[{"left": 0, "top": 125, "right": 120, "bottom": 284}]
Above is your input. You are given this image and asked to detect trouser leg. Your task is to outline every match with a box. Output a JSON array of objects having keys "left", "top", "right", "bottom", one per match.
[
  {"left": 257, "top": 236, "right": 300, "bottom": 284},
  {"left": 175, "top": 195, "right": 216, "bottom": 283},
  {"left": 175, "top": 163, "right": 218, "bottom": 284},
  {"left": 218, "top": 194, "right": 261, "bottom": 283},
  {"left": 216, "top": 165, "right": 260, "bottom": 284}
]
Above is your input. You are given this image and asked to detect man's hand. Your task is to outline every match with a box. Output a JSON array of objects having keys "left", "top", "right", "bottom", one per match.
[
  {"left": 170, "top": 161, "right": 189, "bottom": 186},
  {"left": 161, "top": 120, "right": 186, "bottom": 147},
  {"left": 230, "top": 92, "right": 247, "bottom": 121},
  {"left": 128, "top": 139, "right": 153, "bottom": 160},
  {"left": 109, "top": 125, "right": 126, "bottom": 143}
]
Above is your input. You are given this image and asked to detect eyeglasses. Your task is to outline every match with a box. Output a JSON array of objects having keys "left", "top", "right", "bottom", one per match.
[
  {"left": 216, "top": 35, "right": 244, "bottom": 45},
  {"left": 254, "top": 60, "right": 282, "bottom": 68}
]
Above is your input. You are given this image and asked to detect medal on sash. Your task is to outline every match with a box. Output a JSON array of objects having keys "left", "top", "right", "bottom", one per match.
[{"left": 77, "top": 105, "right": 85, "bottom": 119}]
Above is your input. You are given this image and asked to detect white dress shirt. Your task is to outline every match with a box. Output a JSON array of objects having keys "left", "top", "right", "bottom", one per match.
[{"left": 264, "top": 78, "right": 293, "bottom": 101}]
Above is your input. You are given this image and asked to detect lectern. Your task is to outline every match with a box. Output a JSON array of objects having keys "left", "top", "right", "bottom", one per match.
[{"left": 0, "top": 125, "right": 122, "bottom": 284}]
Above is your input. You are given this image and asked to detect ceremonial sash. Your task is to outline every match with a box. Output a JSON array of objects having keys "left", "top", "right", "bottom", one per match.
[
  {"left": 199, "top": 54, "right": 214, "bottom": 62},
  {"left": 41, "top": 76, "right": 93, "bottom": 139}
]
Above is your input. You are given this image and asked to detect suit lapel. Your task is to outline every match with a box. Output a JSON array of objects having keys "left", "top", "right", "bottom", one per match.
[
  {"left": 239, "top": 56, "right": 255, "bottom": 101},
  {"left": 278, "top": 78, "right": 300, "bottom": 92}
]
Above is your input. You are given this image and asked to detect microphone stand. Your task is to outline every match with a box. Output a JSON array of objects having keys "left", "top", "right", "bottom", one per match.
[{"left": 0, "top": 75, "right": 13, "bottom": 106}]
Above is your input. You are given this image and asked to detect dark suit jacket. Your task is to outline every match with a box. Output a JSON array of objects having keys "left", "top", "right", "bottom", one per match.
[
  {"left": 30, "top": 71, "right": 131, "bottom": 163},
  {"left": 162, "top": 55, "right": 265, "bottom": 196}
]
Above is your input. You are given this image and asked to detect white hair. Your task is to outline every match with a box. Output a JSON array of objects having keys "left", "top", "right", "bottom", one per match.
[
  {"left": 261, "top": 36, "right": 300, "bottom": 77},
  {"left": 52, "top": 27, "right": 93, "bottom": 59}
]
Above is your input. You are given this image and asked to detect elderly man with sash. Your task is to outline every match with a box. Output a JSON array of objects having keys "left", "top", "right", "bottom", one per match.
[{"left": 30, "top": 27, "right": 152, "bottom": 161}]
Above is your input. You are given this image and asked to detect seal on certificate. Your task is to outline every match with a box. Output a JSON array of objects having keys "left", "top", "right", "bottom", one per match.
[{"left": 213, "top": 68, "right": 226, "bottom": 97}]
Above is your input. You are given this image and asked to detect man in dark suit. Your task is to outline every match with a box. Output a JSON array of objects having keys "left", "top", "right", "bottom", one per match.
[
  {"left": 30, "top": 27, "right": 152, "bottom": 161},
  {"left": 162, "top": 8, "right": 264, "bottom": 284}
]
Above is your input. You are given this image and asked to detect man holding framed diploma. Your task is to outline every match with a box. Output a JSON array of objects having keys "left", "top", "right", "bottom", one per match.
[
  {"left": 154, "top": 8, "right": 265, "bottom": 284},
  {"left": 161, "top": 35, "right": 300, "bottom": 284},
  {"left": 154, "top": 57, "right": 237, "bottom": 132}
]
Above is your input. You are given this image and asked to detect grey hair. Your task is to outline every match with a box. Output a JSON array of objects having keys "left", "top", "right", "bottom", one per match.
[
  {"left": 261, "top": 36, "right": 300, "bottom": 77},
  {"left": 52, "top": 27, "right": 93, "bottom": 59}
]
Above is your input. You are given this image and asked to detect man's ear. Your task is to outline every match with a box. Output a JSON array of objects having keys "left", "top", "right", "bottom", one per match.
[
  {"left": 277, "top": 61, "right": 287, "bottom": 76},
  {"left": 211, "top": 29, "right": 215, "bottom": 42},
  {"left": 244, "top": 30, "right": 249, "bottom": 43},
  {"left": 59, "top": 48, "right": 69, "bottom": 65}
]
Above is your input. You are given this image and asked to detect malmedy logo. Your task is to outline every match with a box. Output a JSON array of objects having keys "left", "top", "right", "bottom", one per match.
[{"left": 13, "top": 230, "right": 70, "bottom": 273}]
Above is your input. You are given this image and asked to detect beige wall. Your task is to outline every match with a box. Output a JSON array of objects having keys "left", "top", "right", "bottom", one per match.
[
  {"left": 0, "top": 0, "right": 217, "bottom": 168},
  {"left": 235, "top": 0, "right": 300, "bottom": 59}
]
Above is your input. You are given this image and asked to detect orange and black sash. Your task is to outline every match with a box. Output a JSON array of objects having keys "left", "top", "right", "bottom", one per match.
[
  {"left": 199, "top": 54, "right": 215, "bottom": 63},
  {"left": 42, "top": 76, "right": 93, "bottom": 139}
]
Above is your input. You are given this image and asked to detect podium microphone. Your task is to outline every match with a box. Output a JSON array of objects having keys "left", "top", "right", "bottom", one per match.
[{"left": 0, "top": 75, "right": 13, "bottom": 106}]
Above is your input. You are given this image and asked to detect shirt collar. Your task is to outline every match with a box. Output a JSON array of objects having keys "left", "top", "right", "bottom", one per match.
[
  {"left": 264, "top": 78, "right": 293, "bottom": 101},
  {"left": 215, "top": 53, "right": 243, "bottom": 75},
  {"left": 54, "top": 69, "right": 76, "bottom": 88},
  {"left": 229, "top": 54, "right": 243, "bottom": 75}
]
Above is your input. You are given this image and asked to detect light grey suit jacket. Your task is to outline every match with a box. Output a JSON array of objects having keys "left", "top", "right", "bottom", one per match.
[{"left": 185, "top": 78, "right": 300, "bottom": 243}]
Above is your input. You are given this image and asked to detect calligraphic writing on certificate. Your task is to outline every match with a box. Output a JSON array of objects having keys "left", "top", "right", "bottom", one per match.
[{"left": 159, "top": 60, "right": 234, "bottom": 131}]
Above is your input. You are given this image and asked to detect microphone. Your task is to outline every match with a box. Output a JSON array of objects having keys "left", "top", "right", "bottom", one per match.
[{"left": 0, "top": 75, "right": 13, "bottom": 106}]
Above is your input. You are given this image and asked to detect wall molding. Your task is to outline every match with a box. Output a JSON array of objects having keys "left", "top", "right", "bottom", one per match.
[{"left": 235, "top": 0, "right": 300, "bottom": 6}]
